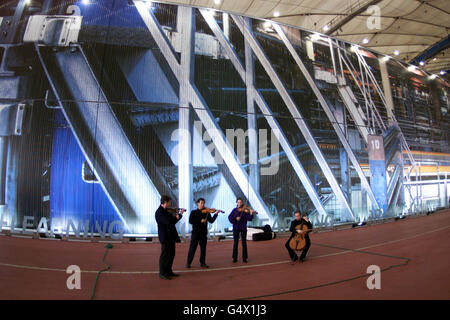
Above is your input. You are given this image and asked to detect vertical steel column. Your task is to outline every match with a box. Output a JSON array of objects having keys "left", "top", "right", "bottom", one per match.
[
  {"left": 223, "top": 13, "right": 230, "bottom": 40},
  {"left": 445, "top": 172, "right": 448, "bottom": 208},
  {"left": 379, "top": 58, "right": 395, "bottom": 126},
  {"left": 335, "top": 103, "right": 350, "bottom": 201},
  {"left": 0, "top": 137, "right": 7, "bottom": 205},
  {"left": 244, "top": 17, "right": 259, "bottom": 193},
  {"left": 368, "top": 135, "right": 388, "bottom": 214},
  {"left": 177, "top": 7, "right": 194, "bottom": 232}
]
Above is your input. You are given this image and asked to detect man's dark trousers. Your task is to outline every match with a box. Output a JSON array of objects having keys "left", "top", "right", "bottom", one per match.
[
  {"left": 159, "top": 241, "right": 176, "bottom": 276},
  {"left": 187, "top": 231, "right": 207, "bottom": 265}
]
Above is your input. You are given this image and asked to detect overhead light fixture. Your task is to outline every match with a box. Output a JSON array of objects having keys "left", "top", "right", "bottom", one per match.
[
  {"left": 382, "top": 56, "right": 390, "bottom": 62},
  {"left": 440, "top": 70, "right": 446, "bottom": 75},
  {"left": 214, "top": 0, "right": 221, "bottom": 4},
  {"left": 82, "top": 0, "right": 91, "bottom": 4},
  {"left": 394, "top": 50, "right": 400, "bottom": 56},
  {"left": 351, "top": 45, "right": 359, "bottom": 52},
  {"left": 433, "top": 57, "right": 437, "bottom": 61},
  {"left": 263, "top": 21, "right": 272, "bottom": 29},
  {"left": 362, "top": 37, "right": 369, "bottom": 44},
  {"left": 429, "top": 74, "right": 437, "bottom": 79},
  {"left": 419, "top": 61, "right": 425, "bottom": 66},
  {"left": 407, "top": 65, "right": 416, "bottom": 72},
  {"left": 273, "top": 11, "right": 280, "bottom": 17},
  {"left": 323, "top": 24, "right": 330, "bottom": 32}
]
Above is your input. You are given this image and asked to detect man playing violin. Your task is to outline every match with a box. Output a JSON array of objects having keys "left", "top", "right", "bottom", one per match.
[
  {"left": 285, "top": 210, "right": 313, "bottom": 263},
  {"left": 155, "top": 195, "right": 186, "bottom": 280},
  {"left": 228, "top": 197, "right": 256, "bottom": 263},
  {"left": 186, "top": 198, "right": 221, "bottom": 268}
]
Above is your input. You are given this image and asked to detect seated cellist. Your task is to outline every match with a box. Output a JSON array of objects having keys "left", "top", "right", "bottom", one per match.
[{"left": 285, "top": 210, "right": 313, "bottom": 263}]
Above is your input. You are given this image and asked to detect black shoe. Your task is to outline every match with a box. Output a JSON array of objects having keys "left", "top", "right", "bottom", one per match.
[
  {"left": 243, "top": 259, "right": 248, "bottom": 263},
  {"left": 299, "top": 257, "right": 305, "bottom": 263},
  {"left": 169, "top": 272, "right": 180, "bottom": 277},
  {"left": 291, "top": 257, "right": 298, "bottom": 263},
  {"left": 186, "top": 264, "right": 191, "bottom": 268},
  {"left": 159, "top": 274, "right": 171, "bottom": 280},
  {"left": 200, "top": 263, "right": 209, "bottom": 268},
  {"left": 232, "top": 259, "right": 237, "bottom": 263}
]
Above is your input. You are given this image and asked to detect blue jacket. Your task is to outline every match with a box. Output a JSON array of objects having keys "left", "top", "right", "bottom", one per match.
[{"left": 228, "top": 207, "right": 253, "bottom": 231}]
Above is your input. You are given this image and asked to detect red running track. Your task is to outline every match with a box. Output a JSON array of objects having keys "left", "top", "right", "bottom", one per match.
[{"left": 0, "top": 210, "right": 449, "bottom": 300}]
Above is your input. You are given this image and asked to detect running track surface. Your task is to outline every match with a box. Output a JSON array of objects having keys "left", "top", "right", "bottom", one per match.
[{"left": 0, "top": 210, "right": 449, "bottom": 300}]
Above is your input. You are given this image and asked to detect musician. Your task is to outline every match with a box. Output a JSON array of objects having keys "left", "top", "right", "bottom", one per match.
[
  {"left": 285, "top": 210, "right": 313, "bottom": 262},
  {"left": 155, "top": 195, "right": 185, "bottom": 280},
  {"left": 186, "top": 198, "right": 220, "bottom": 268},
  {"left": 228, "top": 197, "right": 256, "bottom": 263}
]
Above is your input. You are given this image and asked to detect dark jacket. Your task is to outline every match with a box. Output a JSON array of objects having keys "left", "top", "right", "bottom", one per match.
[
  {"left": 289, "top": 218, "right": 313, "bottom": 238},
  {"left": 228, "top": 208, "right": 253, "bottom": 231},
  {"left": 155, "top": 205, "right": 182, "bottom": 243},
  {"left": 189, "top": 209, "right": 218, "bottom": 236}
]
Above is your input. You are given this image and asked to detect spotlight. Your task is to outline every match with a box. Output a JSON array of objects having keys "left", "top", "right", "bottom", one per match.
[
  {"left": 273, "top": 11, "right": 280, "bottom": 17},
  {"left": 429, "top": 74, "right": 437, "bottom": 79},
  {"left": 393, "top": 50, "right": 400, "bottom": 56},
  {"left": 362, "top": 37, "right": 369, "bottom": 44},
  {"left": 440, "top": 70, "right": 446, "bottom": 75},
  {"left": 214, "top": 0, "right": 221, "bottom": 4},
  {"left": 419, "top": 61, "right": 425, "bottom": 66},
  {"left": 433, "top": 57, "right": 437, "bottom": 61},
  {"left": 382, "top": 56, "right": 390, "bottom": 62},
  {"left": 323, "top": 25, "right": 330, "bottom": 32}
]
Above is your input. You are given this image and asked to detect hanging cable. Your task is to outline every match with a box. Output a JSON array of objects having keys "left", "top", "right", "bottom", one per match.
[{"left": 90, "top": 243, "right": 113, "bottom": 300}]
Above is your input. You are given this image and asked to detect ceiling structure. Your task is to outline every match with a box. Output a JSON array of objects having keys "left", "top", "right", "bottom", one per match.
[{"left": 162, "top": 0, "right": 450, "bottom": 76}]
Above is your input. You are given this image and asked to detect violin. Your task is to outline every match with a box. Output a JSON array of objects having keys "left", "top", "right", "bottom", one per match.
[
  {"left": 200, "top": 207, "right": 224, "bottom": 223},
  {"left": 201, "top": 207, "right": 225, "bottom": 214},
  {"left": 289, "top": 221, "right": 310, "bottom": 251},
  {"left": 237, "top": 206, "right": 258, "bottom": 215}
]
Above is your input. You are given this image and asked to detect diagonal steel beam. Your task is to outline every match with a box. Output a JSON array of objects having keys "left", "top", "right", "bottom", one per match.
[
  {"left": 200, "top": 9, "right": 327, "bottom": 217},
  {"left": 325, "top": 0, "right": 383, "bottom": 35},
  {"left": 231, "top": 14, "right": 355, "bottom": 220},
  {"left": 273, "top": 23, "right": 381, "bottom": 212},
  {"left": 134, "top": 1, "right": 272, "bottom": 223}
]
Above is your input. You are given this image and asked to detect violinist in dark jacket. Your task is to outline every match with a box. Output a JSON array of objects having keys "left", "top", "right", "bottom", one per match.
[
  {"left": 186, "top": 198, "right": 220, "bottom": 268},
  {"left": 155, "top": 195, "right": 186, "bottom": 280},
  {"left": 285, "top": 210, "right": 313, "bottom": 262}
]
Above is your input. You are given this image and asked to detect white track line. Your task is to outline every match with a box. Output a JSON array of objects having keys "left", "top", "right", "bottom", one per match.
[{"left": 0, "top": 224, "right": 449, "bottom": 275}]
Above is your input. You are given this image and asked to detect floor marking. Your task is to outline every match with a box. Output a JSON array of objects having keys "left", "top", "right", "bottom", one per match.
[{"left": 0, "top": 223, "right": 449, "bottom": 275}]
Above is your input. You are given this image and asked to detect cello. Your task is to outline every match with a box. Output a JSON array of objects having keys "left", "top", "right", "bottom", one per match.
[{"left": 289, "top": 220, "right": 309, "bottom": 251}]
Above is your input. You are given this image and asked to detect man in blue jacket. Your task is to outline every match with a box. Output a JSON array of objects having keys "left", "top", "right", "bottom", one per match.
[
  {"left": 228, "top": 197, "right": 256, "bottom": 263},
  {"left": 155, "top": 195, "right": 185, "bottom": 280}
]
